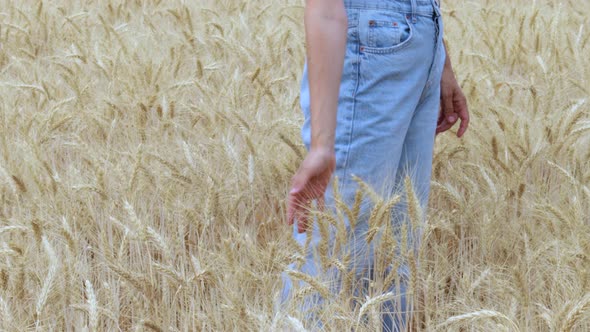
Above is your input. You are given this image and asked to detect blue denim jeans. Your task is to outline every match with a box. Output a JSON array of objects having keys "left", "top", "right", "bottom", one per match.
[{"left": 281, "top": 0, "right": 445, "bottom": 330}]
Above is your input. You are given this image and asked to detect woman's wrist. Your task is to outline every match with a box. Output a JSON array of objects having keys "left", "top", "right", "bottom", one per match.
[
  {"left": 311, "top": 135, "right": 335, "bottom": 153},
  {"left": 442, "top": 39, "right": 453, "bottom": 70}
]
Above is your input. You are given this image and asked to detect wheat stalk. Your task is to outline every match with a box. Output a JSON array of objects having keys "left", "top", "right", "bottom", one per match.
[
  {"left": 0, "top": 296, "right": 12, "bottom": 330},
  {"left": 438, "top": 310, "right": 520, "bottom": 331},
  {"left": 286, "top": 316, "right": 308, "bottom": 332},
  {"left": 559, "top": 293, "right": 590, "bottom": 332},
  {"left": 286, "top": 269, "right": 331, "bottom": 300},
  {"left": 356, "top": 292, "right": 396, "bottom": 329},
  {"left": 84, "top": 280, "right": 99, "bottom": 332},
  {"left": 36, "top": 237, "right": 59, "bottom": 325}
]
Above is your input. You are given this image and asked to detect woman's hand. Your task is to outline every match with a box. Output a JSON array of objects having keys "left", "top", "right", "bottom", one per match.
[
  {"left": 287, "top": 147, "right": 336, "bottom": 233},
  {"left": 436, "top": 45, "right": 469, "bottom": 137}
]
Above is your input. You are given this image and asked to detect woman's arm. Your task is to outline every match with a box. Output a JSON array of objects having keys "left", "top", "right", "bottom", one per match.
[
  {"left": 287, "top": 0, "right": 348, "bottom": 233},
  {"left": 304, "top": 0, "right": 348, "bottom": 150}
]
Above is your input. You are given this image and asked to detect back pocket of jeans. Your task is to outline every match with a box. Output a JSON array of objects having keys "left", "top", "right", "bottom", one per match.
[{"left": 362, "top": 11, "right": 413, "bottom": 53}]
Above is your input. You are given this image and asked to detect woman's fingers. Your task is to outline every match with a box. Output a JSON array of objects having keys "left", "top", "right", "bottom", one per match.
[
  {"left": 287, "top": 178, "right": 330, "bottom": 233},
  {"left": 317, "top": 195, "right": 326, "bottom": 211},
  {"left": 436, "top": 118, "right": 454, "bottom": 134},
  {"left": 454, "top": 94, "right": 470, "bottom": 137},
  {"left": 297, "top": 206, "right": 309, "bottom": 233},
  {"left": 286, "top": 148, "right": 336, "bottom": 232},
  {"left": 286, "top": 191, "right": 299, "bottom": 226}
]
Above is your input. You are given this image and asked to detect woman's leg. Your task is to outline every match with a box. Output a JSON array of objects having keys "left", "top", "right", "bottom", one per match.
[{"left": 381, "top": 3, "right": 446, "bottom": 331}]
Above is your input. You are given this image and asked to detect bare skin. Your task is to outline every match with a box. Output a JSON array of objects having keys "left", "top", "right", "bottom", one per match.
[
  {"left": 437, "top": 40, "right": 470, "bottom": 137},
  {"left": 287, "top": 0, "right": 346, "bottom": 233},
  {"left": 287, "top": 2, "right": 469, "bottom": 234}
]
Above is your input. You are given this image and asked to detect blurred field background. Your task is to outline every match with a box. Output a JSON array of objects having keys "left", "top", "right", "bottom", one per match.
[{"left": 0, "top": 0, "right": 589, "bottom": 331}]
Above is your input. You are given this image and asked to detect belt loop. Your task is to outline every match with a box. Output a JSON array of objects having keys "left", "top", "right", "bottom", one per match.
[
  {"left": 431, "top": 0, "right": 441, "bottom": 18},
  {"left": 411, "top": 0, "right": 417, "bottom": 23}
]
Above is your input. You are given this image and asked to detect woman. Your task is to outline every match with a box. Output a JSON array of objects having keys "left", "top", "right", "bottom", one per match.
[{"left": 283, "top": 0, "right": 469, "bottom": 330}]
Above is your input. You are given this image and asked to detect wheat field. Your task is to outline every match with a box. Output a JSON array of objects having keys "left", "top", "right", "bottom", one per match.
[{"left": 0, "top": 0, "right": 589, "bottom": 331}]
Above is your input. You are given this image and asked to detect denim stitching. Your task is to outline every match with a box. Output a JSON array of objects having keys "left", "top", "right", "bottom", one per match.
[
  {"left": 340, "top": 13, "right": 362, "bottom": 196},
  {"left": 368, "top": 20, "right": 401, "bottom": 48},
  {"left": 361, "top": 14, "right": 414, "bottom": 54}
]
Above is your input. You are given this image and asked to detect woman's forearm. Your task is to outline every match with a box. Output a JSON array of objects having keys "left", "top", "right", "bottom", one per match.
[
  {"left": 442, "top": 39, "right": 453, "bottom": 70},
  {"left": 304, "top": 0, "right": 348, "bottom": 151}
]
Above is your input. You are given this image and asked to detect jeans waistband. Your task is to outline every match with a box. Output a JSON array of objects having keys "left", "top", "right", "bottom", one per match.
[{"left": 343, "top": 0, "right": 438, "bottom": 17}]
